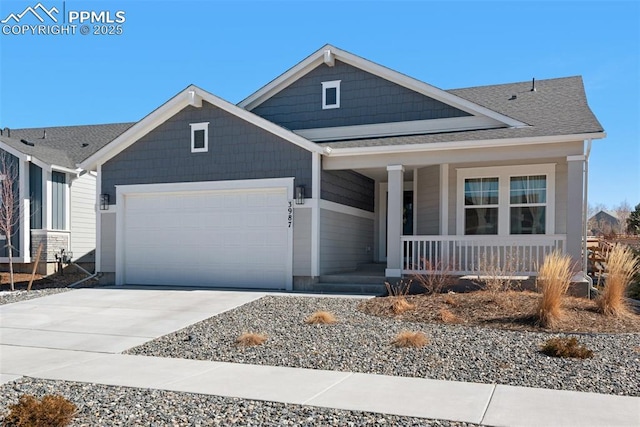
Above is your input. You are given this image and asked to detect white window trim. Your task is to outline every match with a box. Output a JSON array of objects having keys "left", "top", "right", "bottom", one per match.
[
  {"left": 190, "top": 122, "right": 209, "bottom": 153},
  {"left": 456, "top": 164, "right": 555, "bottom": 236},
  {"left": 321, "top": 80, "right": 341, "bottom": 110}
]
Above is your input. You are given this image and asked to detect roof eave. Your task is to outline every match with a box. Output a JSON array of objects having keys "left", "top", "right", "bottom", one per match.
[{"left": 323, "top": 132, "right": 606, "bottom": 157}]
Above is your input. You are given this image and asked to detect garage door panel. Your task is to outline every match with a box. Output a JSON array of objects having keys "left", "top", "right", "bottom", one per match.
[{"left": 122, "top": 186, "right": 289, "bottom": 289}]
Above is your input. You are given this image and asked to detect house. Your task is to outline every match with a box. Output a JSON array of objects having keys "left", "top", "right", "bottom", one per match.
[
  {"left": 588, "top": 210, "right": 621, "bottom": 236},
  {"left": 0, "top": 123, "right": 133, "bottom": 274},
  {"left": 80, "top": 45, "right": 605, "bottom": 290}
]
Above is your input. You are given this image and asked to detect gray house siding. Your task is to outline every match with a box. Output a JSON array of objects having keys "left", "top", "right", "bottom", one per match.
[
  {"left": 29, "top": 163, "right": 43, "bottom": 229},
  {"left": 320, "top": 209, "right": 374, "bottom": 274},
  {"left": 416, "top": 165, "right": 440, "bottom": 235},
  {"left": 101, "top": 102, "right": 312, "bottom": 201},
  {"left": 70, "top": 172, "right": 96, "bottom": 262},
  {"left": 292, "top": 207, "right": 312, "bottom": 276},
  {"left": 251, "top": 60, "right": 470, "bottom": 130},
  {"left": 321, "top": 169, "right": 375, "bottom": 212}
]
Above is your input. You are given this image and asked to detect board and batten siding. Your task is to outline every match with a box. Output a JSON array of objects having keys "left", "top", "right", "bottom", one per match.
[
  {"left": 416, "top": 165, "right": 440, "bottom": 235},
  {"left": 70, "top": 172, "right": 96, "bottom": 261},
  {"left": 292, "top": 207, "right": 312, "bottom": 276},
  {"left": 101, "top": 101, "right": 312, "bottom": 203},
  {"left": 0, "top": 151, "right": 21, "bottom": 257},
  {"left": 100, "top": 212, "right": 116, "bottom": 272},
  {"left": 251, "top": 60, "right": 470, "bottom": 130},
  {"left": 319, "top": 208, "right": 373, "bottom": 274}
]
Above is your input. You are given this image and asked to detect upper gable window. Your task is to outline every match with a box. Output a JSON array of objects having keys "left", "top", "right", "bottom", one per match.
[
  {"left": 190, "top": 122, "right": 209, "bottom": 153},
  {"left": 322, "top": 80, "right": 341, "bottom": 110}
]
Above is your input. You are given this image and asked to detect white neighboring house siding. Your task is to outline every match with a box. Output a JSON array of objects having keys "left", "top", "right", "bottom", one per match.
[{"left": 70, "top": 172, "right": 96, "bottom": 261}]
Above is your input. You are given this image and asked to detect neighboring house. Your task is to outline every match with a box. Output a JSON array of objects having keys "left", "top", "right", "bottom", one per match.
[
  {"left": 0, "top": 123, "right": 133, "bottom": 273},
  {"left": 588, "top": 210, "right": 621, "bottom": 236},
  {"left": 80, "top": 45, "right": 605, "bottom": 290}
]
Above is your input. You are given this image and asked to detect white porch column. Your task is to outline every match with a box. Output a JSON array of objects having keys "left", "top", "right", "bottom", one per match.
[
  {"left": 566, "top": 155, "right": 585, "bottom": 268},
  {"left": 386, "top": 165, "right": 404, "bottom": 277},
  {"left": 19, "top": 159, "right": 31, "bottom": 262}
]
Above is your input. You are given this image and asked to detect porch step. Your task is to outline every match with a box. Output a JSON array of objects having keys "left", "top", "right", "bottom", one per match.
[{"left": 319, "top": 274, "right": 385, "bottom": 285}]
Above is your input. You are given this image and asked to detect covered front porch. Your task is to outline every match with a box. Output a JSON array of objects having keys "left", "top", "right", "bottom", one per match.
[{"left": 321, "top": 140, "right": 588, "bottom": 280}]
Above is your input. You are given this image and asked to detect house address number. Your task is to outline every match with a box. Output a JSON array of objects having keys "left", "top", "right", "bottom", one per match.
[{"left": 288, "top": 201, "right": 293, "bottom": 228}]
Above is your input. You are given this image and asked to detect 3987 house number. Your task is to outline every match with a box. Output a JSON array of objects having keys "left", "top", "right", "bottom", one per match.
[{"left": 288, "top": 201, "right": 293, "bottom": 228}]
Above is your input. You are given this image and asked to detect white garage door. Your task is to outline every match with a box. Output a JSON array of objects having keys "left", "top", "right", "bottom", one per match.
[{"left": 121, "top": 186, "right": 290, "bottom": 289}]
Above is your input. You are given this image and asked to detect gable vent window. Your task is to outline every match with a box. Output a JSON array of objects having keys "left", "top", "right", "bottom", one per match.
[
  {"left": 322, "top": 80, "right": 341, "bottom": 110},
  {"left": 190, "top": 122, "right": 209, "bottom": 153}
]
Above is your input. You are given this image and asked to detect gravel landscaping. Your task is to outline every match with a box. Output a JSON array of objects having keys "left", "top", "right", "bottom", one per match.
[
  {"left": 0, "top": 377, "right": 475, "bottom": 426},
  {"left": 0, "top": 287, "right": 73, "bottom": 305},
  {"left": 127, "top": 295, "right": 640, "bottom": 397}
]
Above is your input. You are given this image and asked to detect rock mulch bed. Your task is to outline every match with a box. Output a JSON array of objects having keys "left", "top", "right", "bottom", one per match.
[{"left": 126, "top": 295, "right": 640, "bottom": 397}]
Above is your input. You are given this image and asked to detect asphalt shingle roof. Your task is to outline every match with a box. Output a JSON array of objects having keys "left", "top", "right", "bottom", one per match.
[
  {"left": 320, "top": 76, "right": 604, "bottom": 149},
  {"left": 1, "top": 123, "right": 134, "bottom": 169}
]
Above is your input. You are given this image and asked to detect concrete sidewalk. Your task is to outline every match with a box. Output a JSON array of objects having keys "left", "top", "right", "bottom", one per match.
[{"left": 1, "top": 288, "right": 639, "bottom": 426}]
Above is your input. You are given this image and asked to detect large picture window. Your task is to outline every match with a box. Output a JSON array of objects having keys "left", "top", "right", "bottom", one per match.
[{"left": 457, "top": 165, "right": 555, "bottom": 236}]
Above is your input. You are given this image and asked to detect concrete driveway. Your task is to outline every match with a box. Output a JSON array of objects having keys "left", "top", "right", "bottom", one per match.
[{"left": 0, "top": 287, "right": 265, "bottom": 382}]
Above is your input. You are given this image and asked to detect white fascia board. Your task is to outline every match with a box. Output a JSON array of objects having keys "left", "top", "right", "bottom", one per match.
[
  {"left": 51, "top": 165, "right": 80, "bottom": 175},
  {"left": 238, "top": 44, "right": 526, "bottom": 128},
  {"left": 0, "top": 142, "right": 29, "bottom": 162},
  {"left": 324, "top": 132, "right": 606, "bottom": 157},
  {"left": 294, "top": 116, "right": 505, "bottom": 142},
  {"left": 81, "top": 85, "right": 323, "bottom": 171}
]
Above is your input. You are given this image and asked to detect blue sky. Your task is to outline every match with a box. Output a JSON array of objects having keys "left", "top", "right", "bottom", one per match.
[{"left": 1, "top": 0, "right": 638, "bottom": 208}]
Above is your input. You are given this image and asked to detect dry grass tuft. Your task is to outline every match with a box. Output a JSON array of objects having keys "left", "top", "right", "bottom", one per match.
[
  {"left": 235, "top": 332, "right": 267, "bottom": 347},
  {"left": 385, "top": 280, "right": 411, "bottom": 297},
  {"left": 391, "top": 297, "right": 415, "bottom": 314},
  {"left": 540, "top": 337, "right": 594, "bottom": 359},
  {"left": 413, "top": 260, "right": 454, "bottom": 294},
  {"left": 443, "top": 293, "right": 458, "bottom": 306},
  {"left": 597, "top": 245, "right": 639, "bottom": 317},
  {"left": 536, "top": 251, "right": 573, "bottom": 328},
  {"left": 475, "top": 252, "right": 522, "bottom": 294},
  {"left": 391, "top": 331, "right": 429, "bottom": 348},
  {"left": 305, "top": 310, "right": 337, "bottom": 325},
  {"left": 439, "top": 308, "right": 460, "bottom": 324},
  {"left": 4, "top": 394, "right": 77, "bottom": 427}
]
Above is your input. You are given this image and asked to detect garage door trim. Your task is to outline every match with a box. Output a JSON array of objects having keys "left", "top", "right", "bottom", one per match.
[{"left": 115, "top": 177, "right": 294, "bottom": 289}]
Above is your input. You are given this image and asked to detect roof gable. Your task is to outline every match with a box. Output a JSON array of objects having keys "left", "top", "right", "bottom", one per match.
[
  {"left": 81, "top": 85, "right": 323, "bottom": 171},
  {"left": 238, "top": 45, "right": 526, "bottom": 141}
]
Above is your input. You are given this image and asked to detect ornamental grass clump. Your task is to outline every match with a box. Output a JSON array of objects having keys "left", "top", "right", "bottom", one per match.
[
  {"left": 540, "top": 337, "right": 593, "bottom": 359},
  {"left": 4, "top": 394, "right": 77, "bottom": 427},
  {"left": 305, "top": 310, "right": 337, "bottom": 325},
  {"left": 235, "top": 332, "right": 267, "bottom": 347},
  {"left": 391, "top": 331, "right": 429, "bottom": 348},
  {"left": 597, "top": 244, "right": 639, "bottom": 317},
  {"left": 536, "top": 251, "right": 573, "bottom": 328},
  {"left": 391, "top": 297, "right": 415, "bottom": 315}
]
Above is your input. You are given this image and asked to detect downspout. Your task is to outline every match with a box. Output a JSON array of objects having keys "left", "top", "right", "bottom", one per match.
[{"left": 582, "top": 139, "right": 596, "bottom": 298}]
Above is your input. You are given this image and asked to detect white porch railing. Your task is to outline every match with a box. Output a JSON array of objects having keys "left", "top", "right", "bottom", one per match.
[{"left": 401, "top": 235, "right": 567, "bottom": 276}]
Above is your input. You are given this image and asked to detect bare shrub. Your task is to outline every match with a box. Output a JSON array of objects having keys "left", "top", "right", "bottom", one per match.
[
  {"left": 597, "top": 244, "right": 639, "bottom": 316},
  {"left": 540, "top": 337, "right": 593, "bottom": 359},
  {"left": 536, "top": 251, "right": 573, "bottom": 328},
  {"left": 305, "top": 310, "right": 337, "bottom": 324},
  {"left": 391, "top": 298, "right": 415, "bottom": 315},
  {"left": 235, "top": 332, "right": 267, "bottom": 347},
  {"left": 439, "top": 308, "right": 460, "bottom": 324},
  {"left": 391, "top": 331, "right": 429, "bottom": 348},
  {"left": 4, "top": 394, "right": 77, "bottom": 427},
  {"left": 475, "top": 251, "right": 522, "bottom": 294},
  {"left": 412, "top": 260, "right": 454, "bottom": 295},
  {"left": 385, "top": 279, "right": 411, "bottom": 297}
]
